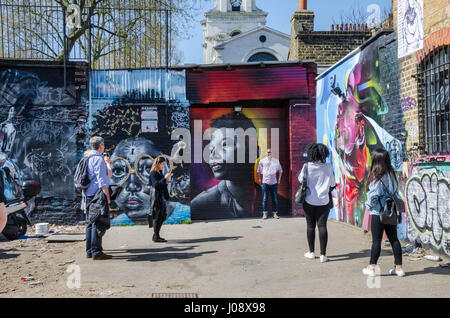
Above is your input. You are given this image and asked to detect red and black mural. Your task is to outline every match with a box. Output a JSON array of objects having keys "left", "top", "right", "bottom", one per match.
[{"left": 186, "top": 63, "right": 317, "bottom": 220}]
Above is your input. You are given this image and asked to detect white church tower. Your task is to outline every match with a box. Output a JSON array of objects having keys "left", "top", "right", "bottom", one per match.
[{"left": 201, "top": 0, "right": 290, "bottom": 64}]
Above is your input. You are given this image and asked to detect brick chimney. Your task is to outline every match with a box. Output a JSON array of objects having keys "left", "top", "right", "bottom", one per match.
[{"left": 291, "top": 0, "right": 314, "bottom": 33}]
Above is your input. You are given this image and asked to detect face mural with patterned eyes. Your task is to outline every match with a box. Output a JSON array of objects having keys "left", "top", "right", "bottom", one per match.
[{"left": 111, "top": 138, "right": 170, "bottom": 220}]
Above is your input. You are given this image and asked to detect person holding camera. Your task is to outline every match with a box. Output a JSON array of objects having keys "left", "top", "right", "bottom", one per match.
[
  {"left": 149, "top": 156, "right": 173, "bottom": 243},
  {"left": 83, "top": 136, "right": 112, "bottom": 260}
]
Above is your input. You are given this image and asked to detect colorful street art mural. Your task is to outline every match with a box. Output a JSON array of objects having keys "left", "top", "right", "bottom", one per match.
[
  {"left": 89, "top": 69, "right": 190, "bottom": 225},
  {"left": 316, "top": 32, "right": 450, "bottom": 256},
  {"left": 190, "top": 107, "right": 290, "bottom": 220},
  {"left": 316, "top": 33, "right": 406, "bottom": 228},
  {"left": 0, "top": 65, "right": 82, "bottom": 223},
  {"left": 186, "top": 63, "right": 316, "bottom": 220}
]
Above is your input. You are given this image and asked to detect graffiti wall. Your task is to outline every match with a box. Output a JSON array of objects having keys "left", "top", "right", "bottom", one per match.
[
  {"left": 316, "top": 31, "right": 450, "bottom": 256},
  {"left": 190, "top": 107, "right": 291, "bottom": 220},
  {"left": 316, "top": 32, "right": 406, "bottom": 227},
  {"left": 405, "top": 157, "right": 450, "bottom": 255},
  {"left": 89, "top": 69, "right": 190, "bottom": 225},
  {"left": 0, "top": 62, "right": 87, "bottom": 224}
]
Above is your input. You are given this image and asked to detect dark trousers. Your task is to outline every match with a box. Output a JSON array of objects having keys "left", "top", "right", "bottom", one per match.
[
  {"left": 85, "top": 196, "right": 103, "bottom": 258},
  {"left": 153, "top": 213, "right": 165, "bottom": 239},
  {"left": 303, "top": 201, "right": 330, "bottom": 255},
  {"left": 262, "top": 183, "right": 278, "bottom": 213},
  {"left": 153, "top": 199, "right": 166, "bottom": 239},
  {"left": 370, "top": 214, "right": 402, "bottom": 266}
]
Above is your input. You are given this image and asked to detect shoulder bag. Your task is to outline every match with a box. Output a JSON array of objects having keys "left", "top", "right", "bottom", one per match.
[{"left": 295, "top": 163, "right": 308, "bottom": 206}]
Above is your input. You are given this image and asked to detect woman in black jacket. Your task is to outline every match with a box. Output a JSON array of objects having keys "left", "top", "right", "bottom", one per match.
[{"left": 149, "top": 156, "right": 173, "bottom": 243}]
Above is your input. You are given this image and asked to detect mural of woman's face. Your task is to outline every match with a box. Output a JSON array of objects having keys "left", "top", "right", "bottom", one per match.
[
  {"left": 335, "top": 93, "right": 367, "bottom": 182},
  {"left": 207, "top": 127, "right": 253, "bottom": 181},
  {"left": 111, "top": 139, "right": 162, "bottom": 219}
]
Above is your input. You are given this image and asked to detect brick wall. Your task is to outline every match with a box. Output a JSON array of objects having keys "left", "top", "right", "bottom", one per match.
[
  {"left": 289, "top": 62, "right": 317, "bottom": 216},
  {"left": 289, "top": 101, "right": 316, "bottom": 216},
  {"left": 393, "top": 0, "right": 449, "bottom": 158},
  {"left": 393, "top": 0, "right": 450, "bottom": 255},
  {"left": 289, "top": 10, "right": 371, "bottom": 67}
]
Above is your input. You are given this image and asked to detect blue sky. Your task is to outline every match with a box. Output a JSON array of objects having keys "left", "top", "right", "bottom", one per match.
[{"left": 177, "top": 0, "right": 392, "bottom": 64}]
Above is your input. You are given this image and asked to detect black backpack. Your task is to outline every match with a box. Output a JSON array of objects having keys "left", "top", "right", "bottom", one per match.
[
  {"left": 74, "top": 154, "right": 102, "bottom": 191},
  {"left": 378, "top": 178, "right": 402, "bottom": 225}
]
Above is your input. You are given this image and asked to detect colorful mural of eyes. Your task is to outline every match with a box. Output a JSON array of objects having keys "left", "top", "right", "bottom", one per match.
[{"left": 89, "top": 72, "right": 191, "bottom": 222}]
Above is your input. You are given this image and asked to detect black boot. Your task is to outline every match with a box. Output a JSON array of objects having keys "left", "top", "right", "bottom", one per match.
[{"left": 153, "top": 233, "right": 167, "bottom": 243}]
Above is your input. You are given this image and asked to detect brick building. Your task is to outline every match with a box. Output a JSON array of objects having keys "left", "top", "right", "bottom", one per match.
[
  {"left": 184, "top": 61, "right": 317, "bottom": 219},
  {"left": 288, "top": 0, "right": 372, "bottom": 72}
]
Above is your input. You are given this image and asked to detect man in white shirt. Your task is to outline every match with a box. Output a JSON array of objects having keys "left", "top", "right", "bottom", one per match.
[{"left": 257, "top": 149, "right": 283, "bottom": 219}]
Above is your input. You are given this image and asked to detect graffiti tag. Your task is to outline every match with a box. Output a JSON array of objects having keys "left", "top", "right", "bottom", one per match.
[
  {"left": 415, "top": 156, "right": 450, "bottom": 164},
  {"left": 406, "top": 172, "right": 450, "bottom": 252},
  {"left": 401, "top": 96, "right": 417, "bottom": 112}
]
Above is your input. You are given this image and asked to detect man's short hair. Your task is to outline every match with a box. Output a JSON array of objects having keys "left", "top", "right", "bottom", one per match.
[{"left": 89, "top": 136, "right": 104, "bottom": 150}]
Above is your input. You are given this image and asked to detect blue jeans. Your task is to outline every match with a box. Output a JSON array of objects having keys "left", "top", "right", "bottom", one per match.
[
  {"left": 262, "top": 183, "right": 278, "bottom": 214},
  {"left": 85, "top": 196, "right": 103, "bottom": 258}
]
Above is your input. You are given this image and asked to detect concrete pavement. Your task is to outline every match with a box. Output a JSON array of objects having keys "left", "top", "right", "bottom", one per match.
[{"left": 70, "top": 217, "right": 450, "bottom": 298}]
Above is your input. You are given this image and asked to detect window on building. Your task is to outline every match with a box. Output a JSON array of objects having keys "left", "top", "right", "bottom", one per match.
[
  {"left": 247, "top": 52, "right": 278, "bottom": 62},
  {"left": 417, "top": 45, "right": 449, "bottom": 154},
  {"left": 232, "top": 5, "right": 240, "bottom": 11}
]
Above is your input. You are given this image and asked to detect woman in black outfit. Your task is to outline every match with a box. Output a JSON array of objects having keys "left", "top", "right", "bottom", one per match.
[{"left": 150, "top": 156, "right": 173, "bottom": 243}]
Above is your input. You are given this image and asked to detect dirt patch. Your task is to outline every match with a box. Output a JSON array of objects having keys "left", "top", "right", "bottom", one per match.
[{"left": 0, "top": 225, "right": 86, "bottom": 297}]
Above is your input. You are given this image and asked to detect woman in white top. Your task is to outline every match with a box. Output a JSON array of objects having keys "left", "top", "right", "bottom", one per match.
[{"left": 298, "top": 143, "right": 336, "bottom": 263}]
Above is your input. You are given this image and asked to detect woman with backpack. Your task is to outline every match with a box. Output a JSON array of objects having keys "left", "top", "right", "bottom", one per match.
[
  {"left": 364, "top": 148, "right": 405, "bottom": 277},
  {"left": 298, "top": 143, "right": 336, "bottom": 263}
]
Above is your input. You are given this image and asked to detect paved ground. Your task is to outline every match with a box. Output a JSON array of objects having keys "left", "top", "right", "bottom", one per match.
[{"left": 1, "top": 217, "right": 449, "bottom": 298}]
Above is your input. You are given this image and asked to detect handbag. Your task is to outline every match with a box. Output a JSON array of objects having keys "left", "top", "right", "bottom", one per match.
[
  {"left": 327, "top": 185, "right": 336, "bottom": 209},
  {"left": 143, "top": 184, "right": 156, "bottom": 216},
  {"left": 295, "top": 163, "right": 308, "bottom": 206},
  {"left": 378, "top": 178, "right": 402, "bottom": 225}
]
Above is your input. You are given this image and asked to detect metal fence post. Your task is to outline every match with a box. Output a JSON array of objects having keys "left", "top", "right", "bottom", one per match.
[
  {"left": 63, "top": 5, "right": 67, "bottom": 92},
  {"left": 165, "top": 9, "right": 169, "bottom": 71}
]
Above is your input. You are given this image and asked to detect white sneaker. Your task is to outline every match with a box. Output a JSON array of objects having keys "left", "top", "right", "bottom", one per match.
[
  {"left": 362, "top": 266, "right": 377, "bottom": 277},
  {"left": 320, "top": 255, "right": 328, "bottom": 263},
  {"left": 304, "top": 252, "right": 315, "bottom": 259},
  {"left": 389, "top": 268, "right": 406, "bottom": 277}
]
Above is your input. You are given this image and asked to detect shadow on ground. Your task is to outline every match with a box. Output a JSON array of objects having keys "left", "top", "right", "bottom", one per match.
[
  {"left": 171, "top": 236, "right": 243, "bottom": 244},
  {"left": 328, "top": 249, "right": 372, "bottom": 262},
  {"left": 0, "top": 248, "right": 20, "bottom": 260},
  {"left": 107, "top": 245, "right": 218, "bottom": 262},
  {"left": 380, "top": 266, "right": 450, "bottom": 277},
  {"left": 328, "top": 249, "right": 402, "bottom": 262}
]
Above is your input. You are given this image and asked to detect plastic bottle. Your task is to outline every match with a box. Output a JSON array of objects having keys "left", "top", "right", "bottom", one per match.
[{"left": 425, "top": 255, "right": 442, "bottom": 261}]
